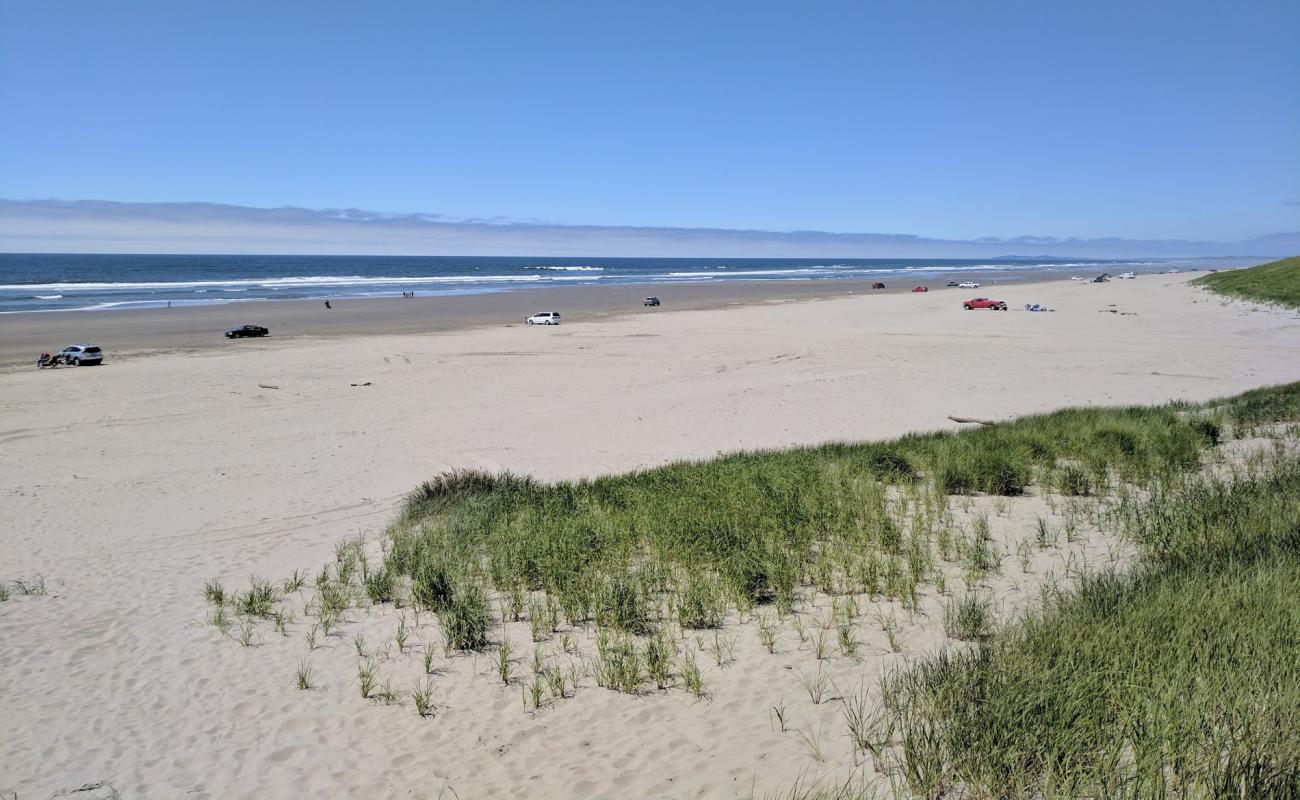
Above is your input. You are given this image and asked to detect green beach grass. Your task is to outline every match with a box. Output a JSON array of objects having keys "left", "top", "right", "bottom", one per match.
[
  {"left": 1193, "top": 255, "right": 1300, "bottom": 309},
  {"left": 379, "top": 387, "right": 1298, "bottom": 643},
  {"left": 871, "top": 454, "right": 1300, "bottom": 799},
  {"left": 384, "top": 382, "right": 1299, "bottom": 796},
  {"left": 200, "top": 382, "right": 1300, "bottom": 796}
]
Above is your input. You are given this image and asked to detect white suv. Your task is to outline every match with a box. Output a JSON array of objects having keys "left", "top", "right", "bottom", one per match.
[
  {"left": 957, "top": 281, "right": 980, "bottom": 289},
  {"left": 526, "top": 312, "right": 562, "bottom": 325},
  {"left": 61, "top": 344, "right": 104, "bottom": 365}
]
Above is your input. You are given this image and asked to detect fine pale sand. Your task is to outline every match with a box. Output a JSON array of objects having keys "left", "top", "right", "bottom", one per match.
[{"left": 2, "top": 274, "right": 1298, "bottom": 798}]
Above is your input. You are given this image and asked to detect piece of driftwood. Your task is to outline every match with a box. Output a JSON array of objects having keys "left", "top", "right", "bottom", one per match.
[
  {"left": 947, "top": 415, "right": 994, "bottom": 425},
  {"left": 350, "top": 381, "right": 372, "bottom": 387},
  {"left": 257, "top": 383, "right": 281, "bottom": 390}
]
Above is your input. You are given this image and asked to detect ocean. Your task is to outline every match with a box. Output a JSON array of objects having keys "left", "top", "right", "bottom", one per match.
[{"left": 0, "top": 253, "right": 1190, "bottom": 314}]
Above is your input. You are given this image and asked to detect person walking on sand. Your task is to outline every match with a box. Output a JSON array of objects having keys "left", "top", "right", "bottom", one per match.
[{"left": 324, "top": 300, "right": 332, "bottom": 310}]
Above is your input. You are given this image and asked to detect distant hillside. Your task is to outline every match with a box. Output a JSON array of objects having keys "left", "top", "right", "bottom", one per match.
[{"left": 1194, "top": 255, "right": 1300, "bottom": 309}]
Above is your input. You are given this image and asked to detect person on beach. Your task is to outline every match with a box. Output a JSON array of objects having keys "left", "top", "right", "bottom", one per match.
[{"left": 324, "top": 300, "right": 332, "bottom": 310}]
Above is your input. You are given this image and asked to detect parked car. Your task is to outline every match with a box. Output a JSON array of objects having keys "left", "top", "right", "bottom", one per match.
[
  {"left": 1092, "top": 275, "right": 1109, "bottom": 283},
  {"left": 911, "top": 286, "right": 929, "bottom": 292},
  {"left": 871, "top": 282, "right": 886, "bottom": 289},
  {"left": 946, "top": 280, "right": 960, "bottom": 287},
  {"left": 526, "top": 311, "right": 562, "bottom": 325},
  {"left": 1118, "top": 272, "right": 1136, "bottom": 279},
  {"left": 60, "top": 344, "right": 104, "bottom": 365},
  {"left": 957, "top": 281, "right": 981, "bottom": 289},
  {"left": 643, "top": 297, "right": 661, "bottom": 307},
  {"left": 962, "top": 298, "right": 1007, "bottom": 310},
  {"left": 225, "top": 324, "right": 269, "bottom": 339}
]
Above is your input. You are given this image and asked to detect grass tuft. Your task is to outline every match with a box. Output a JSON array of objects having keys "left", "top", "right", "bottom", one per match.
[
  {"left": 412, "top": 678, "right": 436, "bottom": 717},
  {"left": 295, "top": 659, "right": 313, "bottom": 690},
  {"left": 237, "top": 576, "right": 277, "bottom": 618},
  {"left": 941, "top": 593, "right": 995, "bottom": 641}
]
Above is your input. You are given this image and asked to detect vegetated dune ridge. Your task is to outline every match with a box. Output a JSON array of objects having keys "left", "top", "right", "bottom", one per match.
[
  {"left": 0, "top": 272, "right": 1298, "bottom": 799},
  {"left": 1194, "top": 254, "right": 1300, "bottom": 309},
  {"left": 870, "top": 435, "right": 1300, "bottom": 799}
]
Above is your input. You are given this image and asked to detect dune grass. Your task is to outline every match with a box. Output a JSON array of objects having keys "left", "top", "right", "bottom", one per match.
[
  {"left": 1193, "top": 255, "right": 1300, "bottom": 309},
  {"left": 378, "top": 385, "right": 1297, "bottom": 650},
  {"left": 867, "top": 453, "right": 1300, "bottom": 799},
  {"left": 376, "top": 382, "right": 1298, "bottom": 791},
  {"left": 758, "top": 448, "right": 1300, "bottom": 799},
  {"left": 196, "top": 382, "right": 1299, "bottom": 796}
]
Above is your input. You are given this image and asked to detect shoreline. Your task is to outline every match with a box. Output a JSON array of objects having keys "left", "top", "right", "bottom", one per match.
[{"left": 0, "top": 269, "right": 1155, "bottom": 368}]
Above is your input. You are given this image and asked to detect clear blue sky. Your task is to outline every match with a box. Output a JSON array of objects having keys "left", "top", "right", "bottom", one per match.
[{"left": 2, "top": 0, "right": 1297, "bottom": 242}]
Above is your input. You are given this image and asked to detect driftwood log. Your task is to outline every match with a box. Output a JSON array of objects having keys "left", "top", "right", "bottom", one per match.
[{"left": 947, "top": 415, "right": 994, "bottom": 425}]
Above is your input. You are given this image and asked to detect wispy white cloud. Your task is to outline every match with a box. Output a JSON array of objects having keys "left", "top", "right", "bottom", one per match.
[{"left": 2, "top": 199, "right": 1297, "bottom": 258}]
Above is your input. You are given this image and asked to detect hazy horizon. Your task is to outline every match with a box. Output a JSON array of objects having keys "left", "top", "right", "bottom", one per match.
[{"left": 3, "top": 199, "right": 1297, "bottom": 259}]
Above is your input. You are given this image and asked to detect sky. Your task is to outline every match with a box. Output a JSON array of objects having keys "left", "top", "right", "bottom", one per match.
[{"left": 1, "top": 1, "right": 1298, "bottom": 254}]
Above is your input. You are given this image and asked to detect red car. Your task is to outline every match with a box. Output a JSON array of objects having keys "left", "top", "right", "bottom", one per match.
[
  {"left": 911, "top": 286, "right": 928, "bottom": 292},
  {"left": 963, "top": 297, "right": 1007, "bottom": 310}
]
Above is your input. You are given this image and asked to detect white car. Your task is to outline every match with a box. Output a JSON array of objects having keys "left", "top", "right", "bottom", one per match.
[
  {"left": 60, "top": 344, "right": 104, "bottom": 365},
  {"left": 1119, "top": 272, "right": 1136, "bottom": 279},
  {"left": 526, "top": 311, "right": 562, "bottom": 325},
  {"left": 957, "top": 281, "right": 980, "bottom": 289}
]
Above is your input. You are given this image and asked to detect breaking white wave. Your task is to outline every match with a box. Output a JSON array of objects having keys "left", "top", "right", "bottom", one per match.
[
  {"left": 0, "top": 274, "right": 558, "bottom": 291},
  {"left": 523, "top": 265, "right": 605, "bottom": 272}
]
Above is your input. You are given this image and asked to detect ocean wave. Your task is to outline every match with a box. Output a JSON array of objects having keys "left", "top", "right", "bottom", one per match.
[
  {"left": 0, "top": 298, "right": 263, "bottom": 314},
  {"left": 34, "top": 294, "right": 64, "bottom": 299},
  {"left": 662, "top": 268, "right": 844, "bottom": 278},
  {"left": 0, "top": 262, "right": 1141, "bottom": 294},
  {"left": 0, "top": 287, "right": 516, "bottom": 313},
  {"left": 0, "top": 274, "right": 564, "bottom": 291},
  {"left": 523, "top": 265, "right": 604, "bottom": 272}
]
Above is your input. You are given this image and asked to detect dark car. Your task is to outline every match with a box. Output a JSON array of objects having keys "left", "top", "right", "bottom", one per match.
[
  {"left": 871, "top": 282, "right": 886, "bottom": 289},
  {"left": 946, "top": 280, "right": 960, "bottom": 287},
  {"left": 225, "top": 324, "right": 269, "bottom": 339},
  {"left": 643, "top": 297, "right": 661, "bottom": 306}
]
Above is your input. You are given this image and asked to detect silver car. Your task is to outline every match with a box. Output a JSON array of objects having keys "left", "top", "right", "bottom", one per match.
[{"left": 61, "top": 344, "right": 104, "bottom": 365}]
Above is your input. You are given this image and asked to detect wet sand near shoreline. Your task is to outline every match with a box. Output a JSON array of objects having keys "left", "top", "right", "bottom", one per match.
[{"left": 0, "top": 270, "right": 1111, "bottom": 369}]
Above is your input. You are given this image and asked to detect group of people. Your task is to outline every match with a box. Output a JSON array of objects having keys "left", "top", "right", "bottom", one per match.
[{"left": 37, "top": 352, "right": 67, "bottom": 368}]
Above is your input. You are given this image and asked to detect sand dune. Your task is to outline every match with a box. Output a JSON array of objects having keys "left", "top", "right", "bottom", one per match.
[{"left": 1, "top": 274, "right": 1298, "bottom": 798}]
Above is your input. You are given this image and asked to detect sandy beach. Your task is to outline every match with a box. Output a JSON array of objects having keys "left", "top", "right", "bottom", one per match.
[
  {"left": 0, "top": 268, "right": 1112, "bottom": 370},
  {"left": 2, "top": 273, "right": 1298, "bottom": 799}
]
